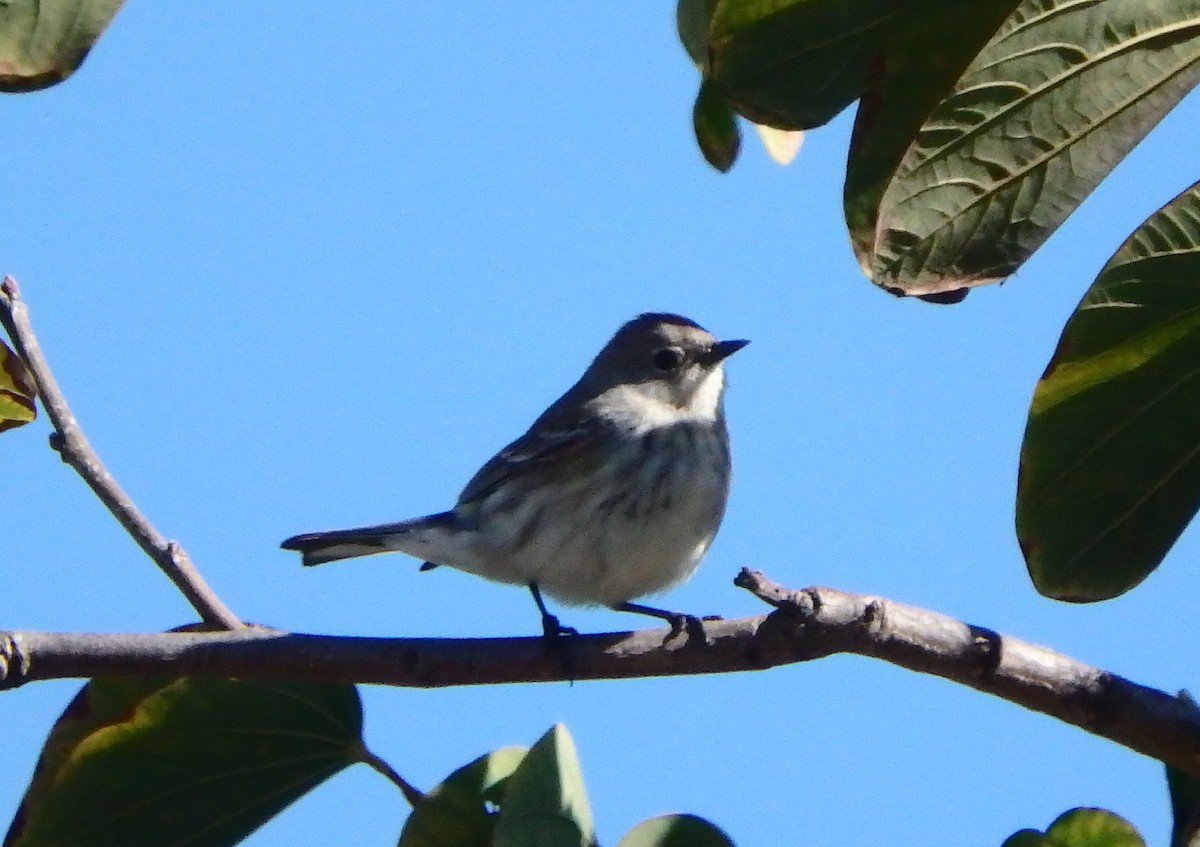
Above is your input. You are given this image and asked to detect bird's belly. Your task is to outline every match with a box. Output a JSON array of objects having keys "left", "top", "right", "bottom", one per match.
[{"left": 461, "top": 434, "right": 728, "bottom": 606}]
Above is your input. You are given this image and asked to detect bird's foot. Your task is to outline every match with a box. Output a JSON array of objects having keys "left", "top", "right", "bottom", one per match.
[
  {"left": 666, "top": 613, "right": 714, "bottom": 644},
  {"left": 539, "top": 612, "right": 578, "bottom": 683},
  {"left": 541, "top": 612, "right": 578, "bottom": 639}
]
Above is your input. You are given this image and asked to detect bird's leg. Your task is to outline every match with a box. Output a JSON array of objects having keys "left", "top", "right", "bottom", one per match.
[
  {"left": 528, "top": 583, "right": 578, "bottom": 682},
  {"left": 529, "top": 583, "right": 577, "bottom": 638},
  {"left": 610, "top": 601, "right": 713, "bottom": 641}
]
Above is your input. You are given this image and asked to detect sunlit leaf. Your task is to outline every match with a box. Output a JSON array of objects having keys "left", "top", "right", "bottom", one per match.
[
  {"left": 1018, "top": 182, "right": 1200, "bottom": 600},
  {"left": 494, "top": 724, "right": 595, "bottom": 847},
  {"left": 0, "top": 340, "right": 35, "bottom": 432},
  {"left": 752, "top": 123, "right": 803, "bottom": 165},
  {"left": 4, "top": 676, "right": 362, "bottom": 847},
  {"left": 398, "top": 747, "right": 528, "bottom": 847},
  {"left": 0, "top": 0, "right": 124, "bottom": 92},
  {"left": 1000, "top": 808, "right": 1144, "bottom": 847},
  {"left": 617, "top": 814, "right": 736, "bottom": 847},
  {"left": 861, "top": 0, "right": 1200, "bottom": 297}
]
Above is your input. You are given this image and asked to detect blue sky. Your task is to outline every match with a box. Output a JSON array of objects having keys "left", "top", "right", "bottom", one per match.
[{"left": 5, "top": 5, "right": 1200, "bottom": 845}]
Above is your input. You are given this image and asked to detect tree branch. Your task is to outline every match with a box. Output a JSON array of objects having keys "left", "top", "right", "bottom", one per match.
[
  {"left": 0, "top": 276, "right": 243, "bottom": 631},
  {"left": 2, "top": 570, "right": 1199, "bottom": 776}
]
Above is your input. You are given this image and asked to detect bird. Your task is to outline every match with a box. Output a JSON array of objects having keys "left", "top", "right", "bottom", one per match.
[{"left": 281, "top": 312, "right": 747, "bottom": 637}]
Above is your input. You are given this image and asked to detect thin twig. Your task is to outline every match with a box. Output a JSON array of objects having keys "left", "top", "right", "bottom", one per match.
[
  {"left": 3, "top": 571, "right": 1200, "bottom": 777},
  {"left": 0, "top": 276, "right": 243, "bottom": 630}
]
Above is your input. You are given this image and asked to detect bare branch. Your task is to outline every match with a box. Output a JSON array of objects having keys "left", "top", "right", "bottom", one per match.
[
  {"left": 3, "top": 570, "right": 1200, "bottom": 777},
  {"left": 0, "top": 276, "right": 243, "bottom": 630}
]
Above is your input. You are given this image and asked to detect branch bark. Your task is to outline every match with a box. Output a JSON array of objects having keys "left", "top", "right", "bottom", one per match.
[
  {"left": 0, "top": 276, "right": 243, "bottom": 630},
  {"left": 3, "top": 571, "right": 1199, "bottom": 777}
]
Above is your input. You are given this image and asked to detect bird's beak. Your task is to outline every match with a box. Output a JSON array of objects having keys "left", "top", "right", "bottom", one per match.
[{"left": 704, "top": 338, "right": 750, "bottom": 365}]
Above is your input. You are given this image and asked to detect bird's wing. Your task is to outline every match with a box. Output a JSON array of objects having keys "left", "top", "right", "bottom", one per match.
[{"left": 456, "top": 412, "right": 610, "bottom": 507}]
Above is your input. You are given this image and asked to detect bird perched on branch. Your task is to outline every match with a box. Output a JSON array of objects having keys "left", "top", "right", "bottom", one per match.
[{"left": 281, "top": 312, "right": 747, "bottom": 637}]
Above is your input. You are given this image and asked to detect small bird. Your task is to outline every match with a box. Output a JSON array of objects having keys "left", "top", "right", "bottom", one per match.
[{"left": 281, "top": 313, "right": 747, "bottom": 637}]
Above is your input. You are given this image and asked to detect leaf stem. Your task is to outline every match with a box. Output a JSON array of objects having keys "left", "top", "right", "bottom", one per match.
[{"left": 358, "top": 743, "right": 425, "bottom": 807}]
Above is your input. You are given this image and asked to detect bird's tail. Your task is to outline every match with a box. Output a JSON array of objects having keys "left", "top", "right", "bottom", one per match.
[{"left": 280, "top": 511, "right": 457, "bottom": 567}]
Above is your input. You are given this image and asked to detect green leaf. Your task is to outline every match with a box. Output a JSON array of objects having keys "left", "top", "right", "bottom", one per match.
[
  {"left": 677, "top": 0, "right": 718, "bottom": 69},
  {"left": 843, "top": 0, "right": 1022, "bottom": 296},
  {"left": 1017, "top": 182, "right": 1200, "bottom": 601},
  {"left": 706, "top": 0, "right": 909, "bottom": 129},
  {"left": 494, "top": 724, "right": 595, "bottom": 847},
  {"left": 693, "top": 79, "right": 742, "bottom": 172},
  {"left": 1003, "top": 833, "right": 1050, "bottom": 847},
  {"left": 617, "top": 814, "right": 736, "bottom": 847},
  {"left": 0, "top": 0, "right": 125, "bottom": 92},
  {"left": 1000, "top": 808, "right": 1144, "bottom": 847},
  {"left": 0, "top": 340, "right": 35, "bottom": 432},
  {"left": 860, "top": 0, "right": 1200, "bottom": 297},
  {"left": 4, "top": 676, "right": 362, "bottom": 847},
  {"left": 398, "top": 746, "right": 528, "bottom": 847}
]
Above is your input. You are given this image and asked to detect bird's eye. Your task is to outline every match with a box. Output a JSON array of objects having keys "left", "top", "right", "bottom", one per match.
[{"left": 652, "top": 346, "right": 685, "bottom": 372}]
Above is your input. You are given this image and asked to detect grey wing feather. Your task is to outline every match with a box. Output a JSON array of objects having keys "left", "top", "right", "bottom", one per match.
[{"left": 456, "top": 414, "right": 604, "bottom": 506}]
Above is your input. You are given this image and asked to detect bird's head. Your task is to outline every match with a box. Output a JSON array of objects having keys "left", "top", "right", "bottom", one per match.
[{"left": 584, "top": 313, "right": 748, "bottom": 428}]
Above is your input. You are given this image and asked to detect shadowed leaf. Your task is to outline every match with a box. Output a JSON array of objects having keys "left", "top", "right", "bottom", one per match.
[
  {"left": 861, "top": 0, "right": 1200, "bottom": 297},
  {"left": 0, "top": 0, "right": 124, "bottom": 92},
  {"left": 677, "top": 0, "right": 718, "bottom": 69},
  {"left": 693, "top": 79, "right": 741, "bottom": 172},
  {"left": 1018, "top": 182, "right": 1200, "bottom": 601},
  {"left": 706, "top": 0, "right": 912, "bottom": 129},
  {"left": 398, "top": 746, "right": 528, "bottom": 847},
  {"left": 4, "top": 676, "right": 362, "bottom": 847},
  {"left": 702, "top": 0, "right": 1019, "bottom": 133},
  {"left": 617, "top": 814, "right": 736, "bottom": 847},
  {"left": 0, "top": 341, "right": 35, "bottom": 432}
]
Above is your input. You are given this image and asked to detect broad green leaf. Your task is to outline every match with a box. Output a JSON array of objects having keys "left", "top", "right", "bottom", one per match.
[
  {"left": 494, "top": 724, "right": 595, "bottom": 847},
  {"left": 706, "top": 0, "right": 911, "bottom": 129},
  {"left": 4, "top": 676, "right": 362, "bottom": 847},
  {"left": 677, "top": 0, "right": 718, "bottom": 69},
  {"left": 1000, "top": 808, "right": 1144, "bottom": 847},
  {"left": 702, "top": 0, "right": 1018, "bottom": 133},
  {"left": 398, "top": 746, "right": 528, "bottom": 847},
  {"left": 0, "top": 0, "right": 124, "bottom": 92},
  {"left": 863, "top": 0, "right": 1200, "bottom": 297},
  {"left": 617, "top": 814, "right": 736, "bottom": 847},
  {"left": 1017, "top": 182, "right": 1200, "bottom": 600},
  {"left": 0, "top": 341, "right": 35, "bottom": 432},
  {"left": 693, "top": 79, "right": 742, "bottom": 172},
  {"left": 844, "top": 0, "right": 1022, "bottom": 293}
]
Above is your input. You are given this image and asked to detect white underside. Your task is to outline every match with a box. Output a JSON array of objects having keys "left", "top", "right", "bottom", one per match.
[
  {"left": 377, "top": 367, "right": 731, "bottom": 606},
  {"left": 383, "top": 429, "right": 727, "bottom": 605}
]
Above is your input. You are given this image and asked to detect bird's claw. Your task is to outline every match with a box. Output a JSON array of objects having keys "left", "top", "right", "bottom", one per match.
[
  {"left": 541, "top": 613, "right": 578, "bottom": 639},
  {"left": 664, "top": 613, "right": 717, "bottom": 646}
]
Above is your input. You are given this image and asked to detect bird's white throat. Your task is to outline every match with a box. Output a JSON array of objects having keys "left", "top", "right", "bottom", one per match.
[{"left": 596, "top": 365, "right": 725, "bottom": 433}]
